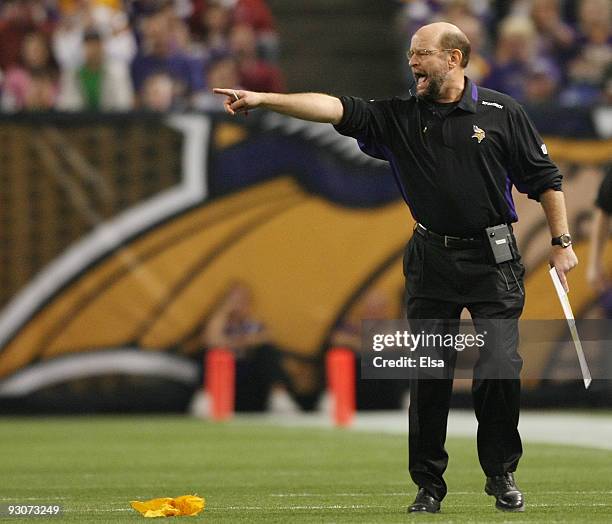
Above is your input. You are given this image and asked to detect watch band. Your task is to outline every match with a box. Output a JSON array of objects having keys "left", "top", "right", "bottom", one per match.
[{"left": 551, "top": 233, "right": 572, "bottom": 248}]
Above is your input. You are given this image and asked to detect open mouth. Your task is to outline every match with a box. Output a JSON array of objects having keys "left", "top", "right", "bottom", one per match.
[{"left": 414, "top": 73, "right": 429, "bottom": 90}]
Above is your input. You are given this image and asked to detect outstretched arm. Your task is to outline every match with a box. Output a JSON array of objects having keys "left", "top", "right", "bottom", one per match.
[
  {"left": 213, "top": 88, "right": 344, "bottom": 124},
  {"left": 540, "top": 189, "right": 578, "bottom": 292}
]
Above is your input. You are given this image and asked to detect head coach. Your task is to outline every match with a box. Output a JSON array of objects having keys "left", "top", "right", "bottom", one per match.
[{"left": 214, "top": 21, "right": 578, "bottom": 515}]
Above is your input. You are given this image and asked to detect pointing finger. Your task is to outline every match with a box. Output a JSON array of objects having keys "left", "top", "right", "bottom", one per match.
[{"left": 213, "top": 88, "right": 235, "bottom": 96}]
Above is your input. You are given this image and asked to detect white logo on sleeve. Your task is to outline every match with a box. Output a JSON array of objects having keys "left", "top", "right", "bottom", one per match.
[
  {"left": 541, "top": 143, "right": 548, "bottom": 155},
  {"left": 482, "top": 100, "right": 504, "bottom": 109}
]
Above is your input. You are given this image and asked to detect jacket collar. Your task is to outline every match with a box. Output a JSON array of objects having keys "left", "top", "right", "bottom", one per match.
[{"left": 457, "top": 77, "right": 478, "bottom": 113}]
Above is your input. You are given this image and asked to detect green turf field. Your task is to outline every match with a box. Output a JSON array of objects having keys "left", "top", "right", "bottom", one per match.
[{"left": 1, "top": 416, "right": 610, "bottom": 523}]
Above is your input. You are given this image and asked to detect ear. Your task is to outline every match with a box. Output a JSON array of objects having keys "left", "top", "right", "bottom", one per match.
[{"left": 448, "top": 49, "right": 462, "bottom": 69}]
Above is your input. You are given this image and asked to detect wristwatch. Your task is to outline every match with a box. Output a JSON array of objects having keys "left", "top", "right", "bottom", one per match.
[{"left": 551, "top": 233, "right": 572, "bottom": 248}]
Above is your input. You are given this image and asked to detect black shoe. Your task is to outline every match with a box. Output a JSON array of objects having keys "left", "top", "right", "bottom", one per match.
[
  {"left": 485, "top": 472, "right": 524, "bottom": 512},
  {"left": 407, "top": 488, "right": 441, "bottom": 514}
]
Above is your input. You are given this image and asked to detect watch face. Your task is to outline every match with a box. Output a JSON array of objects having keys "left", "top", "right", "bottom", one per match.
[{"left": 552, "top": 234, "right": 572, "bottom": 247}]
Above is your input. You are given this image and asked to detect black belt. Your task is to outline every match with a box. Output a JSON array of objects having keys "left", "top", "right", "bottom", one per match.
[{"left": 414, "top": 223, "right": 484, "bottom": 249}]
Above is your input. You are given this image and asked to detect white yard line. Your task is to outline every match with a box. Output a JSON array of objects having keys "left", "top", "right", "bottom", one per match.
[
  {"left": 269, "top": 491, "right": 612, "bottom": 497},
  {"left": 244, "top": 410, "right": 612, "bottom": 450},
  {"left": 0, "top": 497, "right": 67, "bottom": 501},
  {"left": 208, "top": 504, "right": 386, "bottom": 510}
]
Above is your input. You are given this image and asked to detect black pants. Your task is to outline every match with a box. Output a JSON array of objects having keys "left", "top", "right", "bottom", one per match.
[
  {"left": 234, "top": 344, "right": 283, "bottom": 412},
  {"left": 404, "top": 232, "right": 525, "bottom": 502}
]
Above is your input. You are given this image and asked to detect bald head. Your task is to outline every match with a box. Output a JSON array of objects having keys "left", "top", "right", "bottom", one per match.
[
  {"left": 415, "top": 22, "right": 471, "bottom": 68},
  {"left": 416, "top": 22, "right": 463, "bottom": 38},
  {"left": 409, "top": 22, "right": 471, "bottom": 102}
]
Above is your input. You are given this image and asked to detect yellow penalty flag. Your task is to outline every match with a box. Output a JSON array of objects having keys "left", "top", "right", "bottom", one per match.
[{"left": 130, "top": 495, "right": 205, "bottom": 518}]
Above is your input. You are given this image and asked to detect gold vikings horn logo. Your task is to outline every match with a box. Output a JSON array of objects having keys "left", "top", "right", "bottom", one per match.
[{"left": 471, "top": 125, "right": 485, "bottom": 143}]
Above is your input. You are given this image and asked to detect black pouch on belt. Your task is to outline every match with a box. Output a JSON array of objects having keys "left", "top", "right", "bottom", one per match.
[{"left": 485, "top": 224, "right": 514, "bottom": 264}]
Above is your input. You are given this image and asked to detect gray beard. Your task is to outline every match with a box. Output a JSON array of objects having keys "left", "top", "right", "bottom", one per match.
[{"left": 416, "top": 71, "right": 447, "bottom": 102}]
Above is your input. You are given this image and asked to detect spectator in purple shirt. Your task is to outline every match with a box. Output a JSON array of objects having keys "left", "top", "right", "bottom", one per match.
[
  {"left": 524, "top": 59, "right": 561, "bottom": 105},
  {"left": 530, "top": 0, "right": 576, "bottom": 67},
  {"left": 484, "top": 16, "right": 538, "bottom": 101},
  {"left": 141, "top": 71, "right": 177, "bottom": 111},
  {"left": 562, "top": 0, "right": 611, "bottom": 105},
  {"left": 131, "top": 6, "right": 204, "bottom": 106}
]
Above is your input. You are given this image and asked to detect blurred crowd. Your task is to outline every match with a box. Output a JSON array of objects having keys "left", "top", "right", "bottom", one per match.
[
  {"left": 0, "top": 0, "right": 284, "bottom": 112},
  {"left": 0, "top": 0, "right": 610, "bottom": 114},
  {"left": 397, "top": 0, "right": 612, "bottom": 106}
]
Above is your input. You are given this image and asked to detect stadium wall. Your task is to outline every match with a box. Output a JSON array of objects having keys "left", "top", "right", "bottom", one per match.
[{"left": 0, "top": 108, "right": 610, "bottom": 412}]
